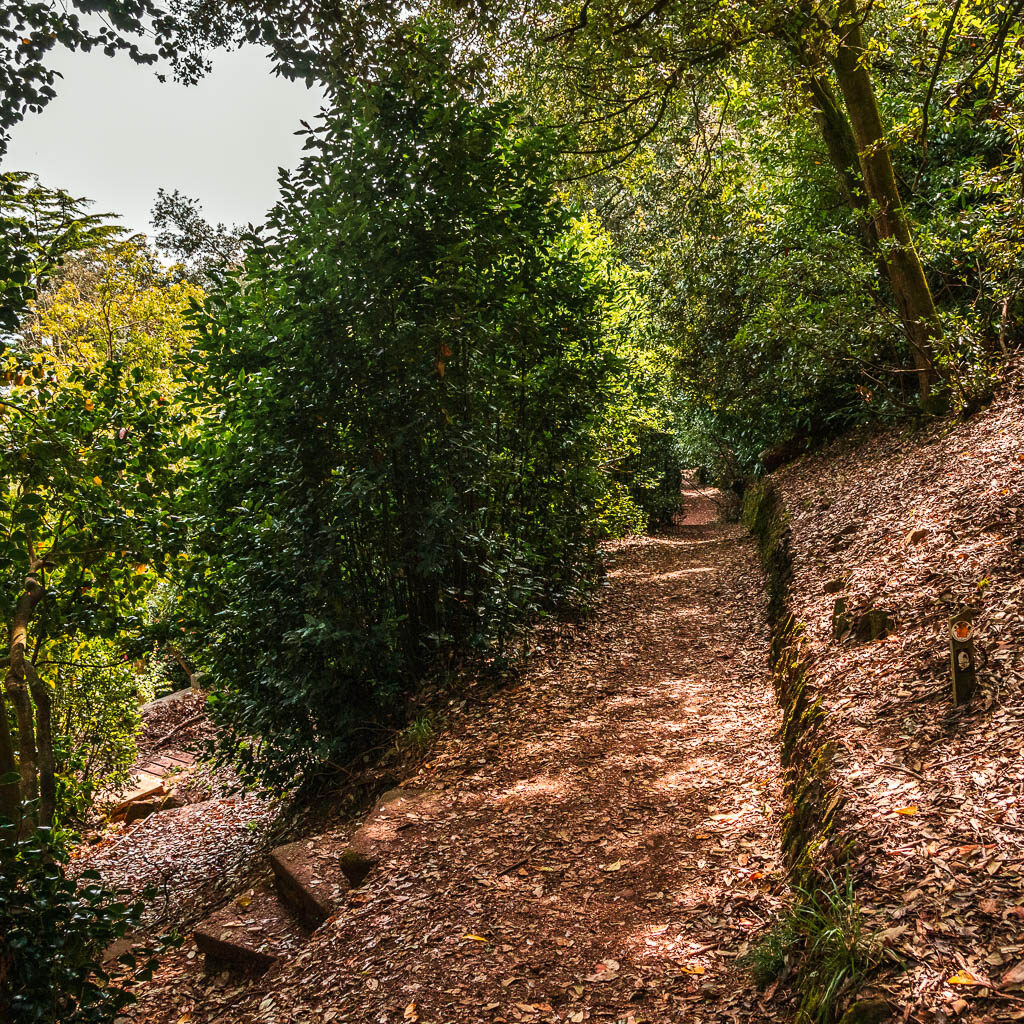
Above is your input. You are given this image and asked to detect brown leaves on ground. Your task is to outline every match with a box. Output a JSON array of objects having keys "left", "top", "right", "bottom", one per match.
[
  {"left": 122, "top": 489, "right": 790, "bottom": 1023},
  {"left": 74, "top": 690, "right": 280, "bottom": 934},
  {"left": 774, "top": 358, "right": 1024, "bottom": 1023}
]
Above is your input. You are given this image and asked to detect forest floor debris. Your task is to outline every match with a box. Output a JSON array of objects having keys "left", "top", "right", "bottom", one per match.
[
  {"left": 74, "top": 690, "right": 280, "bottom": 934},
  {"left": 773, "top": 361, "right": 1024, "bottom": 1023},
  {"left": 118, "top": 488, "right": 791, "bottom": 1023}
]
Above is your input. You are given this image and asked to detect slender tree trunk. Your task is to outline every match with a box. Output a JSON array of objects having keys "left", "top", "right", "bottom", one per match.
[
  {"left": 5, "top": 667, "right": 37, "bottom": 809},
  {"left": 4, "top": 576, "right": 45, "bottom": 822},
  {"left": 999, "top": 295, "right": 1011, "bottom": 354},
  {"left": 801, "top": 70, "right": 877, "bottom": 252},
  {"left": 24, "top": 660, "right": 55, "bottom": 827},
  {"left": 831, "top": 0, "right": 940, "bottom": 397},
  {"left": 0, "top": 684, "right": 20, "bottom": 828},
  {"left": 167, "top": 644, "right": 200, "bottom": 689}
]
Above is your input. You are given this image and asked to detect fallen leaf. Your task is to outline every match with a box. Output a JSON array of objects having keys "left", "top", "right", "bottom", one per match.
[
  {"left": 877, "top": 925, "right": 908, "bottom": 946},
  {"left": 1002, "top": 962, "right": 1024, "bottom": 989},
  {"left": 895, "top": 805, "right": 918, "bottom": 816},
  {"left": 948, "top": 969, "right": 993, "bottom": 987},
  {"left": 404, "top": 1001, "right": 419, "bottom": 1021},
  {"left": 585, "top": 959, "right": 621, "bottom": 983}
]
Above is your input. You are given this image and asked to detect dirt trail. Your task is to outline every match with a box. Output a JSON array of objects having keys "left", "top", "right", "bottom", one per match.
[
  {"left": 129, "top": 487, "right": 791, "bottom": 1023},
  {"left": 214, "top": 487, "right": 790, "bottom": 1024}
]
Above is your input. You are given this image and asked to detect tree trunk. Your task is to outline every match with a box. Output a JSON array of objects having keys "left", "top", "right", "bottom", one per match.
[
  {"left": 801, "top": 69, "right": 877, "bottom": 253},
  {"left": 0, "top": 682, "right": 20, "bottom": 828},
  {"left": 24, "top": 660, "right": 55, "bottom": 827},
  {"left": 831, "top": 0, "right": 940, "bottom": 397},
  {"left": 4, "top": 665, "right": 37, "bottom": 808},
  {"left": 4, "top": 576, "right": 45, "bottom": 823},
  {"left": 167, "top": 644, "right": 200, "bottom": 690}
]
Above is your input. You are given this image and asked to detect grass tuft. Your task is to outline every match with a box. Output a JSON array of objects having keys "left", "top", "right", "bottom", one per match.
[
  {"left": 401, "top": 713, "right": 437, "bottom": 751},
  {"left": 744, "top": 871, "right": 876, "bottom": 1023}
]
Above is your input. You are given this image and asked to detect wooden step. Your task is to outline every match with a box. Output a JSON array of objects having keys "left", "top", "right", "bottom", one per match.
[
  {"left": 269, "top": 838, "right": 350, "bottom": 928},
  {"left": 194, "top": 881, "right": 308, "bottom": 975}
]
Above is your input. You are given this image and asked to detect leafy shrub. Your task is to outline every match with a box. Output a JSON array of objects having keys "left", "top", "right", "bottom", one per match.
[
  {"left": 622, "top": 427, "right": 684, "bottom": 530},
  {"left": 0, "top": 824, "right": 156, "bottom": 1024},
  {"left": 187, "top": 24, "right": 652, "bottom": 788},
  {"left": 592, "top": 480, "right": 649, "bottom": 539}
]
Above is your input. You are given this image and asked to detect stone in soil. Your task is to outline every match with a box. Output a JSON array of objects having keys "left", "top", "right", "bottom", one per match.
[{"left": 341, "top": 787, "right": 442, "bottom": 886}]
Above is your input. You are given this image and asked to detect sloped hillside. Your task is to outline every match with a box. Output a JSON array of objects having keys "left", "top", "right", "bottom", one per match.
[{"left": 771, "top": 361, "right": 1024, "bottom": 1022}]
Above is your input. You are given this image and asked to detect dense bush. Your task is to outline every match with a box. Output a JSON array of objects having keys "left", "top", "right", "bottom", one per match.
[
  {"left": 0, "top": 825, "right": 155, "bottom": 1024},
  {"left": 187, "top": 26, "right": 670, "bottom": 787}
]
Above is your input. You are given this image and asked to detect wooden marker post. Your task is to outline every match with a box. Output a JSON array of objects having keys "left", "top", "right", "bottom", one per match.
[{"left": 950, "top": 611, "right": 977, "bottom": 705}]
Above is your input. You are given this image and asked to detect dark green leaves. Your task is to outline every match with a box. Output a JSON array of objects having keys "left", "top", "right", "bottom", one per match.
[
  {"left": 187, "top": 23, "right": 625, "bottom": 788},
  {"left": 0, "top": 173, "right": 119, "bottom": 332}
]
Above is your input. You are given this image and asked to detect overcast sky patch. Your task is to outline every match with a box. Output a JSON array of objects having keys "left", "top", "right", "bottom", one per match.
[{"left": 4, "top": 46, "right": 325, "bottom": 236}]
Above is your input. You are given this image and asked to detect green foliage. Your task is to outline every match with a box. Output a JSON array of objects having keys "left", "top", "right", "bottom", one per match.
[
  {"left": 791, "top": 874, "right": 876, "bottom": 1023},
  {"left": 400, "top": 713, "right": 437, "bottom": 753},
  {"left": 0, "top": 341, "right": 187, "bottom": 823},
  {"left": 0, "top": 173, "right": 118, "bottom": 333},
  {"left": 462, "top": 0, "right": 1024, "bottom": 468},
  {"left": 649, "top": 99, "right": 903, "bottom": 473},
  {"left": 744, "top": 873, "right": 875, "bottom": 1023},
  {"left": 47, "top": 636, "right": 142, "bottom": 820},
  {"left": 583, "top": 259, "right": 684, "bottom": 532},
  {"left": 150, "top": 189, "right": 247, "bottom": 286},
  {"left": 0, "top": 350, "right": 187, "bottom": 642},
  {"left": 0, "top": 824, "right": 154, "bottom": 1024},
  {"left": 744, "top": 918, "right": 797, "bottom": 988},
  {"left": 186, "top": 25, "right": 653, "bottom": 787},
  {"left": 21, "top": 235, "right": 204, "bottom": 390}
]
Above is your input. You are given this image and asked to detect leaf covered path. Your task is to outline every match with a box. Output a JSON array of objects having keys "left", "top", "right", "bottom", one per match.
[{"left": 133, "top": 488, "right": 790, "bottom": 1023}]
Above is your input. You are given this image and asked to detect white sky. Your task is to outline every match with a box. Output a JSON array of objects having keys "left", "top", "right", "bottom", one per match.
[{"left": 4, "top": 46, "right": 326, "bottom": 236}]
